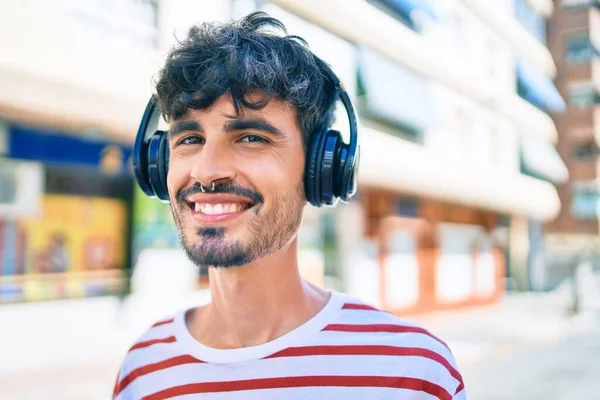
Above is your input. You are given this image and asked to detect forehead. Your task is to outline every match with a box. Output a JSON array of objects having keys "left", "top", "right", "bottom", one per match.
[{"left": 175, "top": 93, "right": 298, "bottom": 126}]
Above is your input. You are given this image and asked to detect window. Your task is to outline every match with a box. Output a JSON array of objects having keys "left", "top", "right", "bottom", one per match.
[
  {"left": 565, "top": 33, "right": 595, "bottom": 64},
  {"left": 568, "top": 81, "right": 600, "bottom": 108},
  {"left": 0, "top": 161, "right": 17, "bottom": 204},
  {"left": 573, "top": 141, "right": 600, "bottom": 159},
  {"left": 366, "top": 0, "right": 416, "bottom": 32},
  {"left": 561, "top": 0, "right": 595, "bottom": 10},
  {"left": 571, "top": 187, "right": 600, "bottom": 219},
  {"left": 514, "top": 0, "right": 547, "bottom": 44}
]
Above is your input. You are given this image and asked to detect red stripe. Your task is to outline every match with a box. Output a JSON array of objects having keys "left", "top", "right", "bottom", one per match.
[
  {"left": 130, "top": 336, "right": 177, "bottom": 351},
  {"left": 342, "top": 303, "right": 379, "bottom": 311},
  {"left": 323, "top": 324, "right": 448, "bottom": 347},
  {"left": 142, "top": 375, "right": 452, "bottom": 400},
  {"left": 152, "top": 318, "right": 174, "bottom": 327},
  {"left": 266, "top": 345, "right": 462, "bottom": 385},
  {"left": 114, "top": 355, "right": 202, "bottom": 397}
]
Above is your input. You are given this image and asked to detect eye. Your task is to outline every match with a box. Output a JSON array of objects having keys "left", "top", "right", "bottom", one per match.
[
  {"left": 240, "top": 134, "right": 269, "bottom": 144},
  {"left": 179, "top": 136, "right": 204, "bottom": 145}
]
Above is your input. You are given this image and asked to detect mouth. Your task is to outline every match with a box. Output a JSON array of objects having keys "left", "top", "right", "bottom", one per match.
[{"left": 186, "top": 200, "right": 256, "bottom": 222}]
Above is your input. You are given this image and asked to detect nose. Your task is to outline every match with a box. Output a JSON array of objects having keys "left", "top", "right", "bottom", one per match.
[{"left": 189, "top": 140, "right": 236, "bottom": 186}]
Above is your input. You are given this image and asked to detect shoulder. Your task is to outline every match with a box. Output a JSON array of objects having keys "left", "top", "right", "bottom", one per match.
[
  {"left": 112, "top": 312, "right": 186, "bottom": 399},
  {"left": 330, "top": 293, "right": 449, "bottom": 349},
  {"left": 327, "top": 292, "right": 466, "bottom": 398}
]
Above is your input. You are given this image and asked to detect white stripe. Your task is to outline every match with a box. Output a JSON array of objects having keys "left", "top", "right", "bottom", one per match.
[
  {"left": 312, "top": 330, "right": 453, "bottom": 360},
  {"left": 119, "top": 329, "right": 457, "bottom": 382},
  {"left": 122, "top": 354, "right": 458, "bottom": 398},
  {"left": 118, "top": 347, "right": 185, "bottom": 381},
  {"left": 334, "top": 308, "right": 429, "bottom": 328},
  {"left": 131, "top": 322, "right": 178, "bottom": 343}
]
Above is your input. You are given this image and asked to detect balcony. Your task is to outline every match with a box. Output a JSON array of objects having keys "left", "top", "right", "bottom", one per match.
[
  {"left": 0, "top": 1, "right": 162, "bottom": 141},
  {"left": 269, "top": 0, "right": 559, "bottom": 144},
  {"left": 359, "top": 127, "right": 561, "bottom": 222},
  {"left": 461, "top": 0, "right": 557, "bottom": 78}
]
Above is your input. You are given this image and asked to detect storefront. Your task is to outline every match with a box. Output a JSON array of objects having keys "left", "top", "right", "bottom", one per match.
[
  {"left": 359, "top": 189, "right": 505, "bottom": 315},
  {"left": 0, "top": 124, "right": 134, "bottom": 303}
]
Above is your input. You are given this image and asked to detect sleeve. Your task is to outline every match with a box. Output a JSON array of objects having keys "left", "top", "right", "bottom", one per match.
[
  {"left": 112, "top": 361, "right": 129, "bottom": 400},
  {"left": 111, "top": 367, "right": 122, "bottom": 399}
]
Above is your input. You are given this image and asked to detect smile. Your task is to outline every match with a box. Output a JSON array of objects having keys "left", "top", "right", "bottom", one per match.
[
  {"left": 185, "top": 193, "right": 257, "bottom": 223},
  {"left": 193, "top": 202, "right": 253, "bottom": 215}
]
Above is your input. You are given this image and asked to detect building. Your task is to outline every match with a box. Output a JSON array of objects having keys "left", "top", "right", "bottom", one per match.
[
  {"left": 261, "top": 0, "right": 567, "bottom": 313},
  {"left": 0, "top": 0, "right": 567, "bottom": 313},
  {"left": 545, "top": 0, "right": 600, "bottom": 288}
]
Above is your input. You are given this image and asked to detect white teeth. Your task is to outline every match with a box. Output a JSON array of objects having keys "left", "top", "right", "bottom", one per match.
[{"left": 194, "top": 203, "right": 244, "bottom": 215}]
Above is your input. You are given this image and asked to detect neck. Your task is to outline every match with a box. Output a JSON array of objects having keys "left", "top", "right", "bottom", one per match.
[{"left": 188, "top": 237, "right": 330, "bottom": 349}]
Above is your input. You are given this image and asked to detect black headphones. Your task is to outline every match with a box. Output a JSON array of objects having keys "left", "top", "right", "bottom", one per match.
[{"left": 133, "top": 56, "right": 360, "bottom": 207}]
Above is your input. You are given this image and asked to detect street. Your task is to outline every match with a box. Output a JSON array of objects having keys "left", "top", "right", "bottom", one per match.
[{"left": 462, "top": 324, "right": 600, "bottom": 400}]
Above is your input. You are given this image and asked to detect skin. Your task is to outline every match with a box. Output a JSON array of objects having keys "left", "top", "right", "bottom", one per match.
[{"left": 167, "top": 93, "right": 330, "bottom": 349}]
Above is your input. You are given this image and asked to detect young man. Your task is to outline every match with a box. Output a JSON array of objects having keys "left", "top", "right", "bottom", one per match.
[{"left": 113, "top": 12, "right": 466, "bottom": 400}]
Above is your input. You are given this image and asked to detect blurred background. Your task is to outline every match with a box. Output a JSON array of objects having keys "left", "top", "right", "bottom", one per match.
[{"left": 0, "top": 0, "right": 599, "bottom": 399}]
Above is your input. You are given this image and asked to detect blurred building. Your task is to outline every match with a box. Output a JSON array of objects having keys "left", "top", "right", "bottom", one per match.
[
  {"left": 0, "top": 0, "right": 568, "bottom": 313},
  {"left": 544, "top": 0, "right": 600, "bottom": 287},
  {"left": 227, "top": 0, "right": 568, "bottom": 312}
]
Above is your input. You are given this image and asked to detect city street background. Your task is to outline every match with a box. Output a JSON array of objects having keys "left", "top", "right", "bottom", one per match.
[{"left": 1, "top": 0, "right": 600, "bottom": 399}]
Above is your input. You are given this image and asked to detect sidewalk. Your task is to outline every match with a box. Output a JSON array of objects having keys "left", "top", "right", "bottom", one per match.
[{"left": 413, "top": 284, "right": 600, "bottom": 368}]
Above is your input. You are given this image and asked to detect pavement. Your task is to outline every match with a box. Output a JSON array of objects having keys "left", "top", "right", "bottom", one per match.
[
  {"left": 1, "top": 272, "right": 599, "bottom": 400},
  {"left": 461, "top": 325, "right": 600, "bottom": 400}
]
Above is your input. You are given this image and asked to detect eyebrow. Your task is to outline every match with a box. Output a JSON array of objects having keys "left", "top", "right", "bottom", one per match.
[
  {"left": 168, "top": 117, "right": 285, "bottom": 140},
  {"left": 168, "top": 120, "right": 202, "bottom": 140},
  {"left": 224, "top": 118, "right": 285, "bottom": 137}
]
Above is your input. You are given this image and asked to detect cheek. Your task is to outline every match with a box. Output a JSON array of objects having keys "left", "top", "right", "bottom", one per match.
[
  {"left": 166, "top": 158, "right": 188, "bottom": 197},
  {"left": 245, "top": 151, "right": 304, "bottom": 192}
]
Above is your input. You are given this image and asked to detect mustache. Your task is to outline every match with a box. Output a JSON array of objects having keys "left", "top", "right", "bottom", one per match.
[{"left": 176, "top": 182, "right": 264, "bottom": 205}]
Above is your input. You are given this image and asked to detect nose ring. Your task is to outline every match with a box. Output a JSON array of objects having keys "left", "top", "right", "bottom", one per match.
[{"left": 200, "top": 182, "right": 216, "bottom": 192}]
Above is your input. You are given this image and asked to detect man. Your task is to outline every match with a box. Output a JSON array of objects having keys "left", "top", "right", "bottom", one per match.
[{"left": 113, "top": 12, "right": 465, "bottom": 399}]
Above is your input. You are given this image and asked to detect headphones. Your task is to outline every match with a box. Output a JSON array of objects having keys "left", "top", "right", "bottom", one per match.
[{"left": 133, "top": 56, "right": 360, "bottom": 207}]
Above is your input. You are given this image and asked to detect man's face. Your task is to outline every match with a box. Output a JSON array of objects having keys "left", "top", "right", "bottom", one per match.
[{"left": 167, "top": 94, "right": 306, "bottom": 268}]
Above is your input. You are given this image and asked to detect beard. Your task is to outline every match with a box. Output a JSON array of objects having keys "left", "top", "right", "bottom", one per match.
[{"left": 171, "top": 181, "right": 305, "bottom": 269}]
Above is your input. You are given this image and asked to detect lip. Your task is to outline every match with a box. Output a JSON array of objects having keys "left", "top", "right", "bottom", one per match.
[
  {"left": 185, "top": 193, "right": 257, "bottom": 224},
  {"left": 189, "top": 204, "right": 256, "bottom": 223},
  {"left": 186, "top": 193, "right": 255, "bottom": 205}
]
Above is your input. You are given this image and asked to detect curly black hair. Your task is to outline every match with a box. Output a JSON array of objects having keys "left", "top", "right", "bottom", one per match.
[{"left": 155, "top": 11, "right": 338, "bottom": 152}]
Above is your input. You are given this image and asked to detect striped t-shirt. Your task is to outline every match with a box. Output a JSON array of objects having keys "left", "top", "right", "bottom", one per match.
[{"left": 113, "top": 290, "right": 466, "bottom": 399}]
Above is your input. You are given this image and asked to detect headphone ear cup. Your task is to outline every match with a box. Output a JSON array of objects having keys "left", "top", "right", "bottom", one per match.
[
  {"left": 338, "top": 143, "right": 359, "bottom": 202},
  {"left": 304, "top": 129, "right": 328, "bottom": 207},
  {"left": 157, "top": 131, "right": 170, "bottom": 201},
  {"left": 320, "top": 130, "right": 342, "bottom": 206},
  {"left": 147, "top": 131, "right": 170, "bottom": 201}
]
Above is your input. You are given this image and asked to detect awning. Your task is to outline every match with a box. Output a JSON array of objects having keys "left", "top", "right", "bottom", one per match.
[
  {"left": 358, "top": 127, "right": 561, "bottom": 222},
  {"left": 520, "top": 136, "right": 569, "bottom": 184},
  {"left": 358, "top": 47, "right": 434, "bottom": 133},
  {"left": 517, "top": 62, "right": 566, "bottom": 113}
]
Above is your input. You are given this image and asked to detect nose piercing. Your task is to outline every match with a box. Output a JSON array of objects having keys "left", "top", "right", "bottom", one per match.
[{"left": 200, "top": 182, "right": 216, "bottom": 193}]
